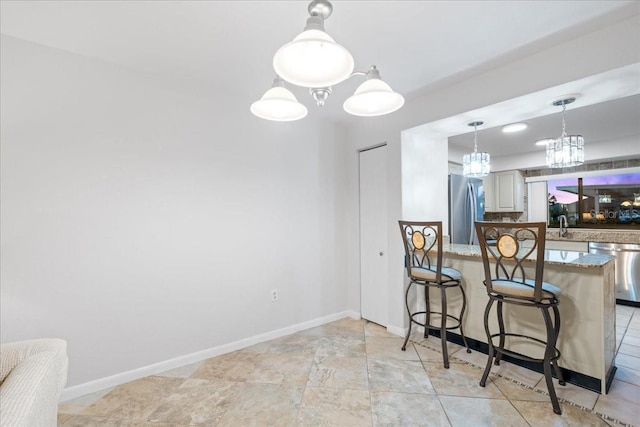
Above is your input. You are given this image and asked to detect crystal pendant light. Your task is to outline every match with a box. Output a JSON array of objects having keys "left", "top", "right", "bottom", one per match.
[
  {"left": 546, "top": 97, "right": 584, "bottom": 168},
  {"left": 463, "top": 121, "right": 490, "bottom": 178},
  {"left": 250, "top": 76, "right": 308, "bottom": 121}
]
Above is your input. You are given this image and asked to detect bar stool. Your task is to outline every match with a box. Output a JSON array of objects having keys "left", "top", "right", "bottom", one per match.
[
  {"left": 398, "top": 221, "right": 471, "bottom": 368},
  {"left": 475, "top": 221, "right": 565, "bottom": 414}
]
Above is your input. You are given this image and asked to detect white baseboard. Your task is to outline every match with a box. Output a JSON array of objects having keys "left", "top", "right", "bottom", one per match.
[
  {"left": 386, "top": 324, "right": 406, "bottom": 337},
  {"left": 60, "top": 310, "right": 353, "bottom": 402}
]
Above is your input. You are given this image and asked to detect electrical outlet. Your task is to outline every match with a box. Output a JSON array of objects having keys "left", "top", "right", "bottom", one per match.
[{"left": 271, "top": 289, "right": 278, "bottom": 302}]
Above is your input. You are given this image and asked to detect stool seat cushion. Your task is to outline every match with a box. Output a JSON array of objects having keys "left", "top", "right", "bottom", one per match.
[
  {"left": 410, "top": 266, "right": 462, "bottom": 281},
  {"left": 491, "top": 279, "right": 561, "bottom": 298}
]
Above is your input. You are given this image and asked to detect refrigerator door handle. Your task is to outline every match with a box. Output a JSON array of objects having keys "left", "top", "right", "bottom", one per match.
[{"left": 467, "top": 183, "right": 476, "bottom": 245}]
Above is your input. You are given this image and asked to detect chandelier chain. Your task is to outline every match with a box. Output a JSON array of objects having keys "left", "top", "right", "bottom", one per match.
[
  {"left": 561, "top": 102, "right": 567, "bottom": 138},
  {"left": 473, "top": 123, "right": 478, "bottom": 153}
]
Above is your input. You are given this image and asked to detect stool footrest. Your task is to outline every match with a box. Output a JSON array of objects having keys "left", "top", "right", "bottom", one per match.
[
  {"left": 489, "top": 332, "right": 562, "bottom": 363},
  {"left": 409, "top": 311, "right": 463, "bottom": 331}
]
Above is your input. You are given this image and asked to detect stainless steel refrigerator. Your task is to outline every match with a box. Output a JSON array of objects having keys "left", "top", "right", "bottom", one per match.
[{"left": 448, "top": 174, "right": 485, "bottom": 245}]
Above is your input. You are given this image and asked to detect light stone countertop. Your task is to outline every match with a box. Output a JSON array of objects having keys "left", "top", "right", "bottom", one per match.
[
  {"left": 441, "top": 243, "right": 614, "bottom": 268},
  {"left": 545, "top": 228, "right": 640, "bottom": 244}
]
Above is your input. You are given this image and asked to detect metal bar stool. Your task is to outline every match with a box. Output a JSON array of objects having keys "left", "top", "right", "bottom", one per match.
[
  {"left": 475, "top": 221, "right": 566, "bottom": 414},
  {"left": 398, "top": 221, "right": 471, "bottom": 368}
]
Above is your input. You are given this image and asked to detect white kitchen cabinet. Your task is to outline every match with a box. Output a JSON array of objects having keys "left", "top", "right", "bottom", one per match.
[
  {"left": 485, "top": 170, "right": 524, "bottom": 212},
  {"left": 482, "top": 174, "right": 494, "bottom": 212}
]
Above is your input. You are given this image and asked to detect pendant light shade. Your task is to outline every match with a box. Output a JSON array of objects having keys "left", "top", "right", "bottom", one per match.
[
  {"left": 546, "top": 97, "right": 584, "bottom": 168},
  {"left": 343, "top": 66, "right": 404, "bottom": 116},
  {"left": 462, "top": 121, "right": 490, "bottom": 178},
  {"left": 250, "top": 77, "right": 308, "bottom": 121},
  {"left": 273, "top": 29, "right": 354, "bottom": 88}
]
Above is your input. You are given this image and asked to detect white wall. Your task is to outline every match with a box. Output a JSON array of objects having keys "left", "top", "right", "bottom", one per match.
[
  {"left": 345, "top": 14, "right": 640, "bottom": 333},
  {"left": 0, "top": 35, "right": 350, "bottom": 391}
]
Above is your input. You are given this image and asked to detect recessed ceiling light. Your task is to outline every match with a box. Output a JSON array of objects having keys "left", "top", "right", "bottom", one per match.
[
  {"left": 502, "top": 123, "right": 528, "bottom": 133},
  {"left": 535, "top": 138, "right": 554, "bottom": 146}
]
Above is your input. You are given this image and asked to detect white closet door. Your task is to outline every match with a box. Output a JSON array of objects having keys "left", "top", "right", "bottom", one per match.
[{"left": 359, "top": 145, "right": 388, "bottom": 326}]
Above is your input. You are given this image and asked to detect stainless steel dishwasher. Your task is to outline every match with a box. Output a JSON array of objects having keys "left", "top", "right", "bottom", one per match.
[{"left": 589, "top": 242, "right": 640, "bottom": 305}]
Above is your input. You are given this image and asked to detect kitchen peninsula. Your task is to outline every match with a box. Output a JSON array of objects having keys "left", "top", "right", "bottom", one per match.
[{"left": 435, "top": 244, "right": 616, "bottom": 394}]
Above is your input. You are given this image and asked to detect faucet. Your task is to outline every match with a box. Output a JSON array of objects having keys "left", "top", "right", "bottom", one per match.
[{"left": 559, "top": 215, "right": 568, "bottom": 238}]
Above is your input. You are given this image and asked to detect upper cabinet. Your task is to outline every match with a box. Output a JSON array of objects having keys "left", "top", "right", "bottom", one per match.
[{"left": 485, "top": 170, "right": 524, "bottom": 212}]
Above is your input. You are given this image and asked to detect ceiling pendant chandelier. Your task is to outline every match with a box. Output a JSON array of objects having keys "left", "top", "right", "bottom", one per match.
[
  {"left": 252, "top": 0, "right": 404, "bottom": 121},
  {"left": 546, "top": 97, "right": 584, "bottom": 168},
  {"left": 463, "top": 121, "right": 490, "bottom": 178}
]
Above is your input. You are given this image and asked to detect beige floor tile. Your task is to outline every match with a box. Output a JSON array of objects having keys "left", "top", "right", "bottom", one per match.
[
  {"left": 155, "top": 361, "right": 203, "bottom": 379},
  {"left": 60, "top": 415, "right": 127, "bottom": 426},
  {"left": 512, "top": 400, "right": 610, "bottom": 426},
  {"left": 296, "top": 387, "right": 371, "bottom": 426},
  {"left": 206, "top": 350, "right": 316, "bottom": 387},
  {"left": 615, "top": 365, "right": 640, "bottom": 387},
  {"left": 58, "top": 387, "right": 114, "bottom": 415},
  {"left": 439, "top": 395, "right": 528, "bottom": 427},
  {"left": 410, "top": 332, "right": 465, "bottom": 358},
  {"left": 191, "top": 351, "right": 258, "bottom": 382},
  {"left": 534, "top": 377, "right": 598, "bottom": 410},
  {"left": 298, "top": 318, "right": 365, "bottom": 338},
  {"left": 79, "top": 376, "right": 182, "bottom": 421},
  {"left": 370, "top": 391, "right": 451, "bottom": 427},
  {"left": 423, "top": 361, "right": 504, "bottom": 399},
  {"left": 241, "top": 333, "right": 319, "bottom": 354},
  {"left": 57, "top": 413, "right": 73, "bottom": 425},
  {"left": 414, "top": 341, "right": 452, "bottom": 364},
  {"left": 146, "top": 378, "right": 240, "bottom": 425},
  {"left": 491, "top": 377, "right": 549, "bottom": 402},
  {"left": 617, "top": 353, "right": 640, "bottom": 371},
  {"left": 451, "top": 347, "right": 491, "bottom": 367},
  {"left": 490, "top": 361, "right": 545, "bottom": 388},
  {"left": 217, "top": 383, "right": 303, "bottom": 427},
  {"left": 315, "top": 335, "right": 366, "bottom": 358},
  {"left": 307, "top": 355, "right": 369, "bottom": 389},
  {"left": 366, "top": 336, "right": 420, "bottom": 360},
  {"left": 58, "top": 316, "right": 637, "bottom": 426},
  {"left": 594, "top": 382, "right": 640, "bottom": 426},
  {"left": 367, "top": 358, "right": 435, "bottom": 394},
  {"left": 365, "top": 321, "right": 397, "bottom": 338}
]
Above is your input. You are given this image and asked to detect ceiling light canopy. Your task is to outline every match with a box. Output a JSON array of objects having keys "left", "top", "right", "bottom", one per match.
[
  {"left": 252, "top": 0, "right": 403, "bottom": 121},
  {"left": 463, "top": 121, "right": 490, "bottom": 178},
  {"left": 545, "top": 97, "right": 585, "bottom": 168},
  {"left": 502, "top": 122, "right": 528, "bottom": 133}
]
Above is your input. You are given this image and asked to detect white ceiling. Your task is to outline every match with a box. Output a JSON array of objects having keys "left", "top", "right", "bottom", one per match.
[{"left": 1, "top": 0, "right": 639, "bottom": 155}]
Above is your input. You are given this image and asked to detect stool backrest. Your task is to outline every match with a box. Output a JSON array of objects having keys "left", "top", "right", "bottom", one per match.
[
  {"left": 398, "top": 221, "right": 444, "bottom": 282},
  {"left": 474, "top": 221, "right": 547, "bottom": 301}
]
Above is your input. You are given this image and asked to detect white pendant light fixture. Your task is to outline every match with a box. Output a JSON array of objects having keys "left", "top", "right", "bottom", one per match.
[
  {"left": 273, "top": 1, "right": 354, "bottom": 88},
  {"left": 250, "top": 76, "right": 308, "bottom": 121},
  {"left": 546, "top": 97, "right": 584, "bottom": 168},
  {"left": 343, "top": 66, "right": 404, "bottom": 116},
  {"left": 463, "top": 121, "right": 490, "bottom": 178},
  {"left": 252, "top": 0, "right": 403, "bottom": 121}
]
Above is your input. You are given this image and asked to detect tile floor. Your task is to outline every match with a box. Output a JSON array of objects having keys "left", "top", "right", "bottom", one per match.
[{"left": 58, "top": 305, "right": 640, "bottom": 426}]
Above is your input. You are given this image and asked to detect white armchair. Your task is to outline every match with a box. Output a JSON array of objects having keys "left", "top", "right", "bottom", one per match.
[{"left": 0, "top": 339, "right": 68, "bottom": 427}]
